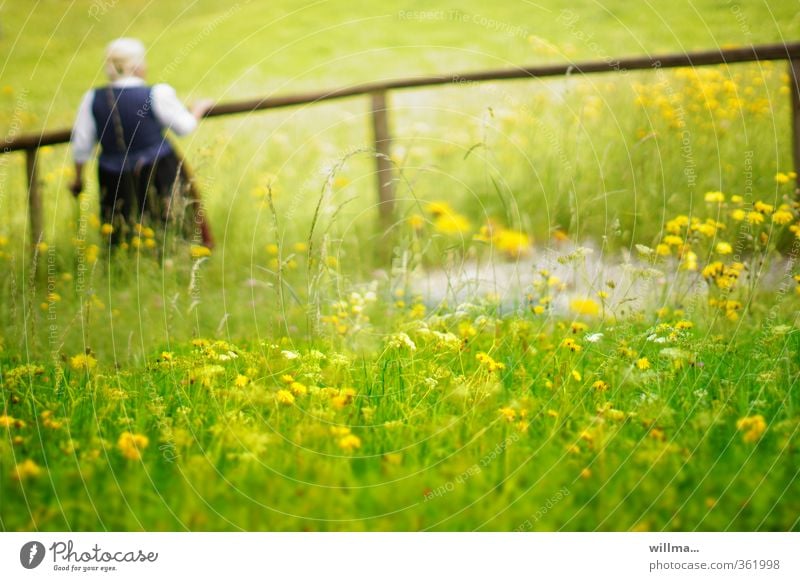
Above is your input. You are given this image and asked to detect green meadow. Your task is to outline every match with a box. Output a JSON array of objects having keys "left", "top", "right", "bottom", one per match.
[{"left": 0, "top": 0, "right": 799, "bottom": 531}]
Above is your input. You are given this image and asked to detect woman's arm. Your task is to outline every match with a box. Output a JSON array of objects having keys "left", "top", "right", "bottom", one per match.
[
  {"left": 151, "top": 84, "right": 213, "bottom": 136},
  {"left": 70, "top": 90, "right": 97, "bottom": 195}
]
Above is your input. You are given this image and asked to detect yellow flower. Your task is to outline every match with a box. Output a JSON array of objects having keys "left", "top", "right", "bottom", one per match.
[
  {"left": 100, "top": 223, "right": 114, "bottom": 236},
  {"left": 746, "top": 211, "right": 764, "bottom": 225},
  {"left": 736, "top": 415, "right": 766, "bottom": 443},
  {"left": 754, "top": 201, "right": 774, "bottom": 215},
  {"left": 772, "top": 210, "right": 794, "bottom": 225},
  {"left": 70, "top": 353, "right": 97, "bottom": 372},
  {"left": 191, "top": 245, "right": 212, "bottom": 259},
  {"left": 0, "top": 415, "right": 22, "bottom": 428},
  {"left": 655, "top": 243, "right": 671, "bottom": 256},
  {"left": 636, "top": 357, "right": 651, "bottom": 370},
  {"left": 730, "top": 209, "right": 746, "bottom": 221},
  {"left": 265, "top": 243, "right": 279, "bottom": 255},
  {"left": 704, "top": 191, "right": 725, "bottom": 203},
  {"left": 36, "top": 241, "right": 48, "bottom": 253},
  {"left": 775, "top": 172, "right": 790, "bottom": 184},
  {"left": 408, "top": 214, "right": 425, "bottom": 230},
  {"left": 591, "top": 379, "right": 608, "bottom": 391},
  {"left": 434, "top": 213, "right": 471, "bottom": 235},
  {"left": 476, "top": 352, "right": 505, "bottom": 372},
  {"left": 569, "top": 298, "right": 600, "bottom": 317},
  {"left": 498, "top": 407, "right": 517, "bottom": 422},
  {"left": 13, "top": 459, "right": 42, "bottom": 481},
  {"left": 338, "top": 434, "right": 361, "bottom": 451},
  {"left": 117, "top": 432, "right": 149, "bottom": 461},
  {"left": 289, "top": 381, "right": 308, "bottom": 396},
  {"left": 715, "top": 242, "right": 732, "bottom": 255},
  {"left": 276, "top": 389, "right": 295, "bottom": 406},
  {"left": 234, "top": 374, "right": 249, "bottom": 387},
  {"left": 571, "top": 370, "right": 582, "bottom": 382},
  {"left": 663, "top": 235, "right": 683, "bottom": 247},
  {"left": 561, "top": 338, "right": 583, "bottom": 353}
]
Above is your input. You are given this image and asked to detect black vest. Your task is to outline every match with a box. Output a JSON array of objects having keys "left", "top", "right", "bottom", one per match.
[{"left": 92, "top": 85, "right": 173, "bottom": 172}]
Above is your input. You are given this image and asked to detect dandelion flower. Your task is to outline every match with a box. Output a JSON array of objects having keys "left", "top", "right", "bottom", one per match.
[
  {"left": 117, "top": 432, "right": 149, "bottom": 461},
  {"left": 70, "top": 353, "right": 97, "bottom": 372},
  {"left": 636, "top": 357, "right": 651, "bottom": 370},
  {"left": 715, "top": 242, "right": 732, "bottom": 254},
  {"left": 570, "top": 298, "right": 600, "bottom": 317},
  {"left": 591, "top": 379, "right": 608, "bottom": 391},
  {"left": 276, "top": 389, "right": 295, "bottom": 406},
  {"left": 338, "top": 434, "right": 361, "bottom": 451},
  {"left": 736, "top": 415, "right": 766, "bottom": 443},
  {"left": 13, "top": 459, "right": 42, "bottom": 481},
  {"left": 190, "top": 245, "right": 212, "bottom": 259}
]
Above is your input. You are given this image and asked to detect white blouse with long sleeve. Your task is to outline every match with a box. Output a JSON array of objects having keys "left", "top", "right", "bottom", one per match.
[{"left": 71, "top": 76, "right": 197, "bottom": 164}]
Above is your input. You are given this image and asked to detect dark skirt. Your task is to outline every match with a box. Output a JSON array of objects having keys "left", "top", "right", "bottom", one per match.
[{"left": 97, "top": 151, "right": 184, "bottom": 244}]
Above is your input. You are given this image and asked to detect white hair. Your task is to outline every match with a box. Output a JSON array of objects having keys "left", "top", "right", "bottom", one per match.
[{"left": 104, "top": 38, "right": 146, "bottom": 81}]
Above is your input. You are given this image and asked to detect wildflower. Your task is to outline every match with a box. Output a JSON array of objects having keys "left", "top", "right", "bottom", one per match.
[
  {"left": 730, "top": 209, "right": 746, "bottom": 221},
  {"left": 265, "top": 243, "right": 279, "bottom": 255},
  {"left": 592, "top": 380, "right": 608, "bottom": 391},
  {"left": 281, "top": 350, "right": 299, "bottom": 360},
  {"left": 704, "top": 191, "right": 725, "bottom": 203},
  {"left": 498, "top": 407, "right": 517, "bottom": 422},
  {"left": 100, "top": 223, "right": 114, "bottom": 236},
  {"left": 476, "top": 352, "right": 505, "bottom": 372},
  {"left": 754, "top": 201, "right": 774, "bottom": 215},
  {"left": 338, "top": 434, "right": 361, "bottom": 451},
  {"left": 736, "top": 415, "right": 766, "bottom": 443},
  {"left": 234, "top": 375, "right": 250, "bottom": 388},
  {"left": 746, "top": 211, "right": 764, "bottom": 225},
  {"left": 570, "top": 322, "right": 588, "bottom": 334},
  {"left": 772, "top": 209, "right": 794, "bottom": 225},
  {"left": 663, "top": 235, "right": 683, "bottom": 247},
  {"left": 408, "top": 214, "right": 425, "bottom": 230},
  {"left": 36, "top": 241, "right": 48, "bottom": 253},
  {"left": 280, "top": 374, "right": 294, "bottom": 384},
  {"left": 561, "top": 338, "right": 583, "bottom": 353},
  {"left": 276, "top": 389, "right": 295, "bottom": 406},
  {"left": 13, "top": 459, "right": 42, "bottom": 481},
  {"left": 331, "top": 387, "right": 357, "bottom": 409},
  {"left": 434, "top": 213, "right": 471, "bottom": 235},
  {"left": 636, "top": 357, "right": 651, "bottom": 370},
  {"left": 289, "top": 381, "right": 307, "bottom": 396},
  {"left": 715, "top": 242, "right": 732, "bottom": 255},
  {"left": 117, "top": 432, "right": 149, "bottom": 460},
  {"left": 387, "top": 332, "right": 416, "bottom": 351},
  {"left": 775, "top": 172, "right": 790, "bottom": 184},
  {"left": 585, "top": 333, "right": 604, "bottom": 343},
  {"left": 655, "top": 243, "right": 671, "bottom": 256},
  {"left": 70, "top": 353, "right": 97, "bottom": 372},
  {"left": 675, "top": 320, "right": 694, "bottom": 330},
  {"left": 571, "top": 370, "right": 582, "bottom": 382},
  {"left": 190, "top": 245, "right": 212, "bottom": 259},
  {"left": 569, "top": 298, "right": 600, "bottom": 317}
]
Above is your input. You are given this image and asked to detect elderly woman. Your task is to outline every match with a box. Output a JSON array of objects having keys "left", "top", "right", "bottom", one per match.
[{"left": 70, "top": 38, "right": 212, "bottom": 244}]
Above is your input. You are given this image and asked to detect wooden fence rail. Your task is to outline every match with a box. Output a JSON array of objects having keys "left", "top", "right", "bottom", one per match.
[{"left": 3, "top": 41, "right": 800, "bottom": 247}]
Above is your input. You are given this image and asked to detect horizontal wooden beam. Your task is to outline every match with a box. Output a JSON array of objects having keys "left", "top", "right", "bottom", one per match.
[{"left": 3, "top": 42, "right": 800, "bottom": 153}]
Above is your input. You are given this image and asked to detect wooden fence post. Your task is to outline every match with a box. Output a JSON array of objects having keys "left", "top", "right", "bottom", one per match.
[
  {"left": 790, "top": 58, "right": 800, "bottom": 192},
  {"left": 25, "top": 148, "right": 43, "bottom": 249},
  {"left": 370, "top": 91, "right": 395, "bottom": 229}
]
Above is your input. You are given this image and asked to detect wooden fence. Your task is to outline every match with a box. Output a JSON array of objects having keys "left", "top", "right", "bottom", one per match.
[{"left": 3, "top": 42, "right": 800, "bottom": 247}]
